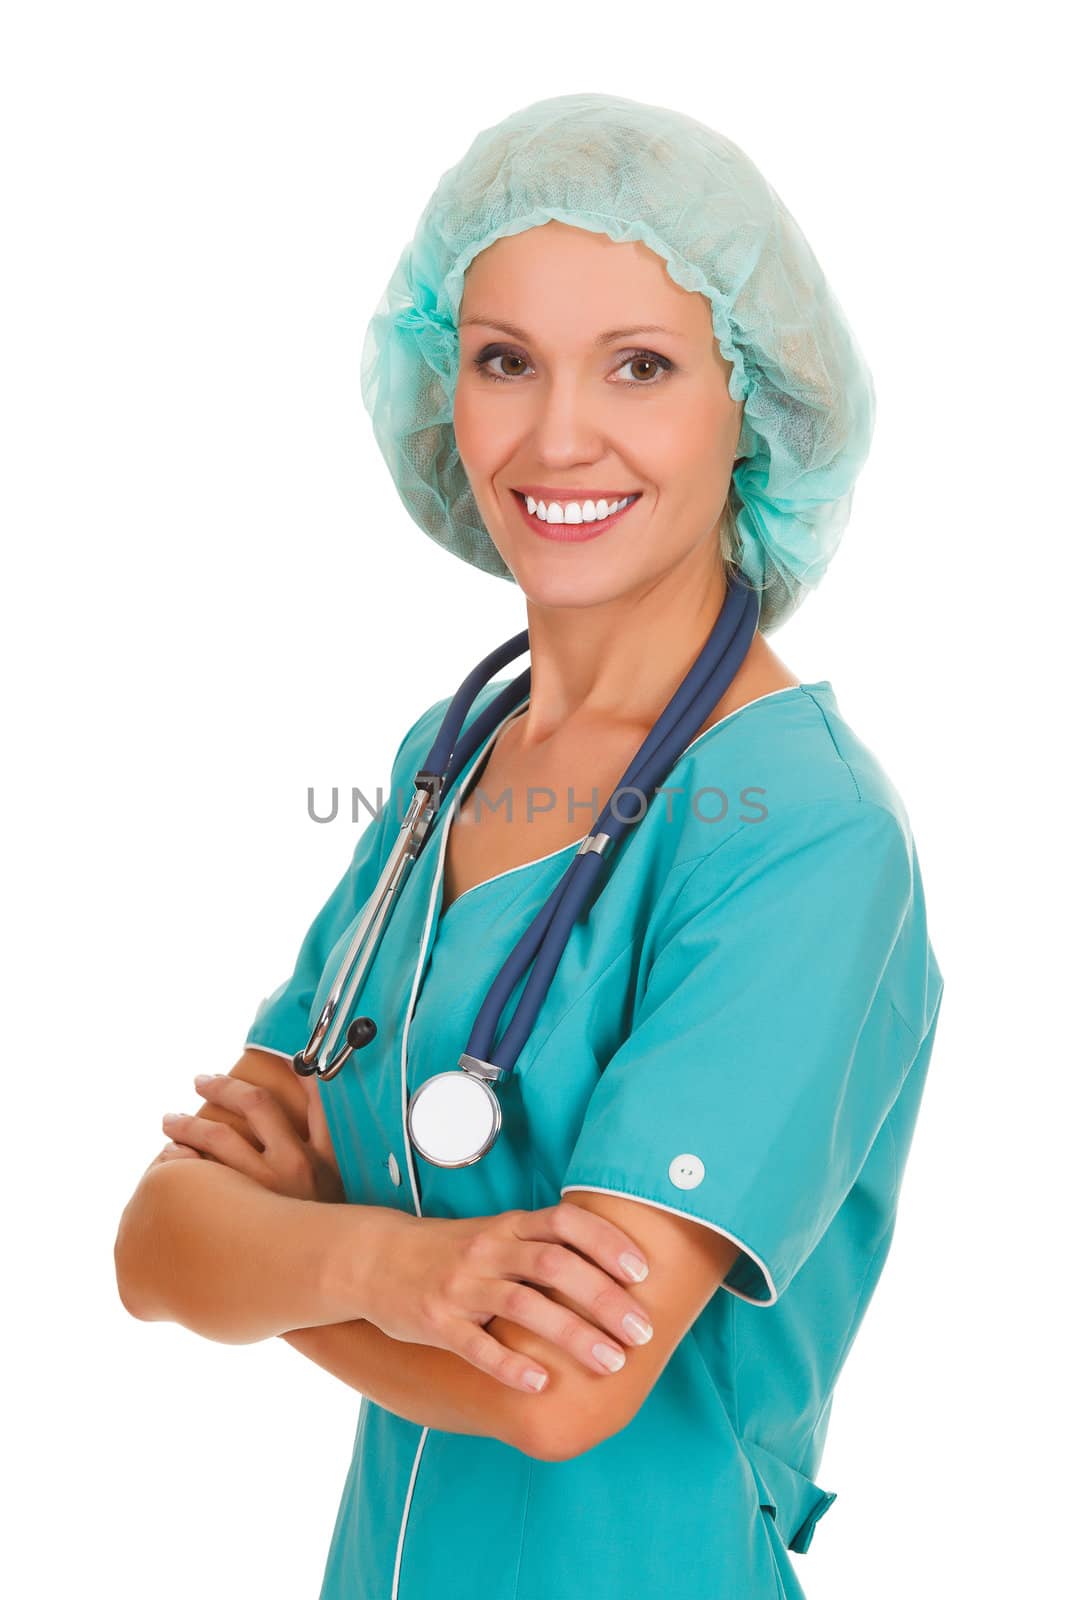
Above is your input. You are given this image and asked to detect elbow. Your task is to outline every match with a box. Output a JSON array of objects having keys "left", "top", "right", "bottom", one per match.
[
  {"left": 115, "top": 1265, "right": 150, "bottom": 1322},
  {"left": 114, "top": 1241, "right": 148, "bottom": 1322},
  {"left": 518, "top": 1397, "right": 632, "bottom": 1464},
  {"left": 113, "top": 1200, "right": 154, "bottom": 1321},
  {"left": 113, "top": 1169, "right": 172, "bottom": 1323}
]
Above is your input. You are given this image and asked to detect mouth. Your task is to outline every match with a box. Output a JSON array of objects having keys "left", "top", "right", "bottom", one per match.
[{"left": 508, "top": 488, "right": 643, "bottom": 544}]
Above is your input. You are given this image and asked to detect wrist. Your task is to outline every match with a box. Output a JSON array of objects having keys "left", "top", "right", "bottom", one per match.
[{"left": 318, "top": 1202, "right": 410, "bottom": 1325}]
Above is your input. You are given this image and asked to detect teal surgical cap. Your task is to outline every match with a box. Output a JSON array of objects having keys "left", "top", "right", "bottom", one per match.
[{"left": 360, "top": 92, "right": 876, "bottom": 632}]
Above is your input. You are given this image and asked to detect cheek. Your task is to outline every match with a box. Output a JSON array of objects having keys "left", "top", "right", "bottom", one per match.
[
  {"left": 452, "top": 380, "right": 518, "bottom": 483},
  {"left": 451, "top": 381, "right": 478, "bottom": 468},
  {"left": 642, "top": 395, "right": 737, "bottom": 490},
  {"left": 628, "top": 408, "right": 708, "bottom": 491}
]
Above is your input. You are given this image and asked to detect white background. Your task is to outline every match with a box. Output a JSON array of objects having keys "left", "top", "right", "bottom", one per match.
[{"left": 4, "top": 2, "right": 1062, "bottom": 1594}]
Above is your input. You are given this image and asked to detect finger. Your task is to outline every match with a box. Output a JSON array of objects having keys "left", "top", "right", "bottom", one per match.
[
  {"left": 192, "top": 1075, "right": 303, "bottom": 1158},
  {"left": 486, "top": 1248, "right": 643, "bottom": 1376},
  {"left": 504, "top": 1238, "right": 654, "bottom": 1356},
  {"left": 159, "top": 1141, "right": 202, "bottom": 1161},
  {"left": 521, "top": 1201, "right": 649, "bottom": 1284},
  {"left": 487, "top": 1278, "right": 631, "bottom": 1376},
  {"left": 160, "top": 1111, "right": 274, "bottom": 1184},
  {"left": 149, "top": 1141, "right": 203, "bottom": 1170},
  {"left": 442, "top": 1317, "right": 551, "bottom": 1395},
  {"left": 300, "top": 1074, "right": 340, "bottom": 1175}
]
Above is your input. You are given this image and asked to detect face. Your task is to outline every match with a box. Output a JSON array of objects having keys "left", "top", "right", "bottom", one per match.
[{"left": 453, "top": 219, "right": 743, "bottom": 611}]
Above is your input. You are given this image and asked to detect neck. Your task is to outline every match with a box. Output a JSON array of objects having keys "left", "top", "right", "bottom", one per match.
[{"left": 514, "top": 557, "right": 792, "bottom": 749}]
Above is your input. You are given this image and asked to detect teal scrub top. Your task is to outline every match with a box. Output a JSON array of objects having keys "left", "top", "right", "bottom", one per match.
[{"left": 245, "top": 676, "right": 944, "bottom": 1600}]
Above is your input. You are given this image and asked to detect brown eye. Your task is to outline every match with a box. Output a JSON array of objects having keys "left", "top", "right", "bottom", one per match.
[
  {"left": 617, "top": 353, "right": 672, "bottom": 385},
  {"left": 474, "top": 348, "right": 531, "bottom": 381}
]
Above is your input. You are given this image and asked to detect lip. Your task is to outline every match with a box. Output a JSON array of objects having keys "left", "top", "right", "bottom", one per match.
[
  {"left": 513, "top": 485, "right": 641, "bottom": 502},
  {"left": 509, "top": 488, "right": 642, "bottom": 544}
]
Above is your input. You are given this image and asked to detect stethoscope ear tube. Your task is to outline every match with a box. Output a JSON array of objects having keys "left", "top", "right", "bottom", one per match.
[
  {"left": 295, "top": 641, "right": 535, "bottom": 1081},
  {"left": 297, "top": 570, "right": 761, "bottom": 1169},
  {"left": 294, "top": 788, "right": 434, "bottom": 1079},
  {"left": 421, "top": 632, "right": 532, "bottom": 801},
  {"left": 464, "top": 573, "right": 761, "bottom": 1077}
]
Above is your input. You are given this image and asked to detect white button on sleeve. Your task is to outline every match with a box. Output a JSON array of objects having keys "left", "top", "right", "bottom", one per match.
[
  {"left": 668, "top": 1153, "right": 705, "bottom": 1190},
  {"left": 388, "top": 1152, "right": 402, "bottom": 1186}
]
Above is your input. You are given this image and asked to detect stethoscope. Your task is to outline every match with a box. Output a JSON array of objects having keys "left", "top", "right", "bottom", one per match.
[{"left": 292, "top": 568, "right": 760, "bottom": 1169}]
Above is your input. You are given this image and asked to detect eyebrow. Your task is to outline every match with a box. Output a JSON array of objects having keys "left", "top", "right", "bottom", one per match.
[{"left": 458, "top": 316, "right": 684, "bottom": 346}]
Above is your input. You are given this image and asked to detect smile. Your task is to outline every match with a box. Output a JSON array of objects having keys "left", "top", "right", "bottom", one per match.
[{"left": 509, "top": 489, "right": 642, "bottom": 543}]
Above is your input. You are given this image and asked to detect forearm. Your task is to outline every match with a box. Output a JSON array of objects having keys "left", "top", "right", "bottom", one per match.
[
  {"left": 279, "top": 1316, "right": 541, "bottom": 1454},
  {"left": 114, "top": 1160, "right": 384, "bottom": 1345}
]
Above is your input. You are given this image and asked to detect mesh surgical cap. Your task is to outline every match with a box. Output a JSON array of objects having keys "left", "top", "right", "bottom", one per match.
[{"left": 360, "top": 92, "right": 876, "bottom": 632}]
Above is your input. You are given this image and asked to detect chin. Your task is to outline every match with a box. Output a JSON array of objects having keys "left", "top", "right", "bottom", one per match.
[{"left": 507, "top": 552, "right": 640, "bottom": 612}]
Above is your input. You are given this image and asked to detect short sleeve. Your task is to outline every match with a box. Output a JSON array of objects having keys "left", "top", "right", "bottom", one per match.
[
  {"left": 560, "top": 799, "right": 934, "bottom": 1306},
  {"left": 243, "top": 704, "right": 436, "bottom": 1061}
]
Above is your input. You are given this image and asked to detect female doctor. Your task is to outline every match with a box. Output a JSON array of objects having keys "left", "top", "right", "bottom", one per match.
[{"left": 115, "top": 94, "right": 945, "bottom": 1600}]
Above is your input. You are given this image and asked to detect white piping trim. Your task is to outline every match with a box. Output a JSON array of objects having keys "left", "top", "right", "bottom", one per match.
[
  {"left": 435, "top": 697, "right": 556, "bottom": 918},
  {"left": 388, "top": 716, "right": 513, "bottom": 1592},
  {"left": 391, "top": 1425, "right": 429, "bottom": 1600},
  {"left": 396, "top": 720, "right": 510, "bottom": 1215},
  {"left": 438, "top": 682, "right": 811, "bottom": 921},
  {"left": 689, "top": 681, "right": 805, "bottom": 740},
  {"left": 559, "top": 1185, "right": 779, "bottom": 1307},
  {"left": 242, "top": 1040, "right": 295, "bottom": 1064},
  {"left": 382, "top": 685, "right": 805, "bottom": 1589}
]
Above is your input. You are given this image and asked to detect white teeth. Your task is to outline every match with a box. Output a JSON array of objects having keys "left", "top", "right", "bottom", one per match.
[{"left": 521, "top": 494, "right": 636, "bottom": 525}]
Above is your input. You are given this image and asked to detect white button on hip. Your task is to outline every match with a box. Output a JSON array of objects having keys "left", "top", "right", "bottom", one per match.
[
  {"left": 668, "top": 1153, "right": 705, "bottom": 1190},
  {"left": 387, "top": 1152, "right": 402, "bottom": 1186}
]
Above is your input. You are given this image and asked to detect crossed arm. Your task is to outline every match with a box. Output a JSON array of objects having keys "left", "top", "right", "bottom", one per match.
[
  {"left": 116, "top": 1050, "right": 738, "bottom": 1462},
  {"left": 278, "top": 1192, "right": 737, "bottom": 1462}
]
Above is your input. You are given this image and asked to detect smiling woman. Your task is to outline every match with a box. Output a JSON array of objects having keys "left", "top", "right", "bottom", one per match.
[
  {"left": 452, "top": 218, "right": 744, "bottom": 601},
  {"left": 117, "top": 90, "right": 943, "bottom": 1600}
]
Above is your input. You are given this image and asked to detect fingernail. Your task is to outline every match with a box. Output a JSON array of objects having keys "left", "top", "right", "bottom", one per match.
[
  {"left": 524, "top": 1370, "right": 547, "bottom": 1392},
  {"left": 619, "top": 1252, "right": 648, "bottom": 1282},
  {"left": 622, "top": 1312, "right": 654, "bottom": 1344},
  {"left": 593, "top": 1343, "right": 626, "bottom": 1373},
  {"left": 162, "top": 1111, "right": 185, "bottom": 1122},
  {"left": 193, "top": 1075, "right": 212, "bottom": 1087}
]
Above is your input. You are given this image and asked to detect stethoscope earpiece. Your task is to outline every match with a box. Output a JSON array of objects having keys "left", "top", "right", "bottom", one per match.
[{"left": 346, "top": 1016, "right": 377, "bottom": 1051}]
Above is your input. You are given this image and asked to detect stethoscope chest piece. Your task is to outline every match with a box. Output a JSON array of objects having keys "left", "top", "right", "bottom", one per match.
[
  {"left": 295, "top": 573, "right": 759, "bottom": 1174},
  {"left": 407, "top": 1056, "right": 504, "bottom": 1168}
]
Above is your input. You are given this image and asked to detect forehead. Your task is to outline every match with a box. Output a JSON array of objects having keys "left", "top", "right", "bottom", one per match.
[{"left": 459, "top": 220, "right": 713, "bottom": 344}]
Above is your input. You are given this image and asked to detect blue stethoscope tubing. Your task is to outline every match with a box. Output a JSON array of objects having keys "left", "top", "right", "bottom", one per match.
[
  {"left": 293, "top": 568, "right": 760, "bottom": 1168},
  {"left": 462, "top": 571, "right": 759, "bottom": 1077}
]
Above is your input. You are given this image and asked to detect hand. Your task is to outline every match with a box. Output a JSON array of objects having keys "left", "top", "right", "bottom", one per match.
[
  {"left": 157, "top": 1073, "right": 345, "bottom": 1204},
  {"left": 361, "top": 1203, "right": 653, "bottom": 1394}
]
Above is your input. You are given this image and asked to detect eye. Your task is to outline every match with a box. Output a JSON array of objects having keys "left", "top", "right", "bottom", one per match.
[
  {"left": 614, "top": 351, "right": 673, "bottom": 386},
  {"left": 473, "top": 346, "right": 531, "bottom": 382},
  {"left": 471, "top": 345, "right": 674, "bottom": 386}
]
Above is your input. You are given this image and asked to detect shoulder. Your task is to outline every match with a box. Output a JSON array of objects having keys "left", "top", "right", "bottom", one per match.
[
  {"left": 641, "top": 684, "right": 937, "bottom": 1011},
  {"left": 647, "top": 699, "right": 942, "bottom": 1040},
  {"left": 657, "top": 681, "right": 916, "bottom": 873}
]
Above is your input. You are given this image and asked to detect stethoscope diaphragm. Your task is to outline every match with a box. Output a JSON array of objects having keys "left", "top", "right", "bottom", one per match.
[{"left": 407, "top": 1058, "right": 503, "bottom": 1167}]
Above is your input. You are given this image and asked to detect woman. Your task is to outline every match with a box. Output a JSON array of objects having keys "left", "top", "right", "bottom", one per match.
[{"left": 117, "top": 93, "right": 944, "bottom": 1600}]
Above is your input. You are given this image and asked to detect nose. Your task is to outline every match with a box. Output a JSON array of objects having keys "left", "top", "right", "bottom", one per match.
[{"left": 526, "top": 371, "right": 606, "bottom": 466}]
